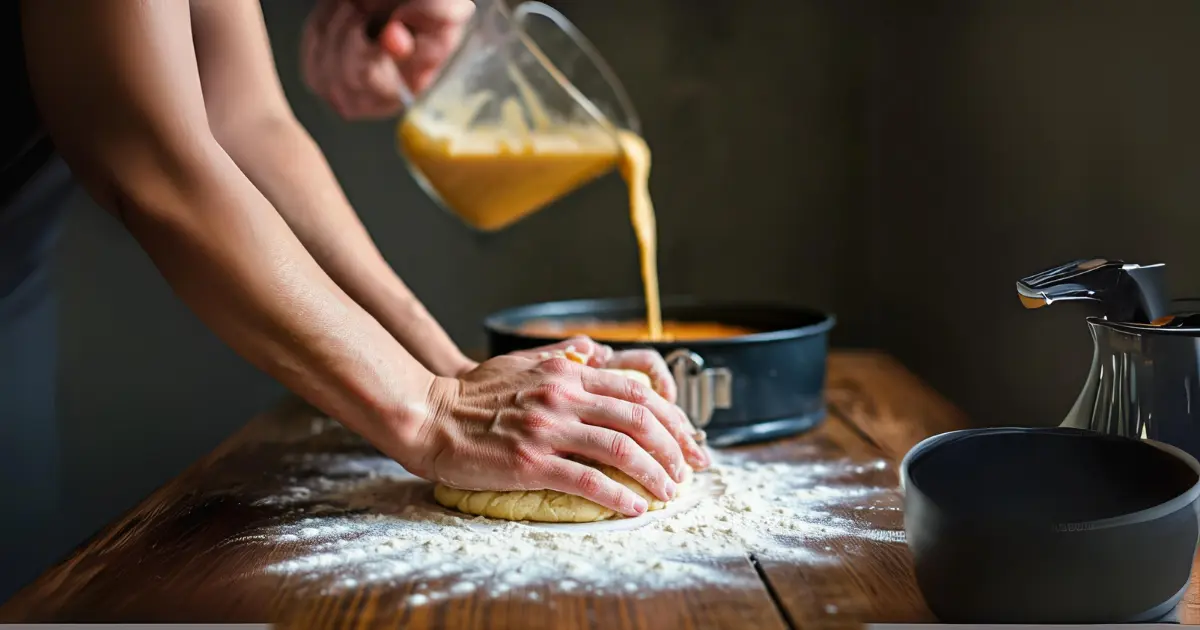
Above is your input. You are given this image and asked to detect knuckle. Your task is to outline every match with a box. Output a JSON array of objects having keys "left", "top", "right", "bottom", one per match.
[
  {"left": 623, "top": 380, "right": 650, "bottom": 404},
  {"left": 513, "top": 444, "right": 541, "bottom": 472},
  {"left": 575, "top": 467, "right": 605, "bottom": 497},
  {"left": 610, "top": 485, "right": 631, "bottom": 508},
  {"left": 540, "top": 357, "right": 577, "bottom": 376},
  {"left": 532, "top": 382, "right": 574, "bottom": 409},
  {"left": 627, "top": 404, "right": 653, "bottom": 435},
  {"left": 608, "top": 433, "right": 637, "bottom": 466},
  {"left": 583, "top": 428, "right": 608, "bottom": 451},
  {"left": 565, "top": 334, "right": 592, "bottom": 347},
  {"left": 520, "top": 410, "right": 558, "bottom": 436}
]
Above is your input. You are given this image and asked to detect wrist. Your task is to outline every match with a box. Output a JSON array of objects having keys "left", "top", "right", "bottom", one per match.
[
  {"left": 387, "top": 372, "right": 458, "bottom": 478},
  {"left": 448, "top": 356, "right": 479, "bottom": 378}
]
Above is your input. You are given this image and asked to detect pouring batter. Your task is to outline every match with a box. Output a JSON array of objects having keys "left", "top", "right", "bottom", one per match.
[
  {"left": 0, "top": 0, "right": 707, "bottom": 601},
  {"left": 400, "top": 119, "right": 667, "bottom": 339},
  {"left": 615, "top": 130, "right": 664, "bottom": 340}
]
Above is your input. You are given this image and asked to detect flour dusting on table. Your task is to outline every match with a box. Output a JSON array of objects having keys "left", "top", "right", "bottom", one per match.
[{"left": 228, "top": 419, "right": 904, "bottom": 602}]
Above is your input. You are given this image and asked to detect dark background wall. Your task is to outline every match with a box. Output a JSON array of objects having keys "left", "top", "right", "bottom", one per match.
[
  {"left": 14, "top": 0, "right": 1200, "bottom": 602},
  {"left": 868, "top": 0, "right": 1200, "bottom": 428}
]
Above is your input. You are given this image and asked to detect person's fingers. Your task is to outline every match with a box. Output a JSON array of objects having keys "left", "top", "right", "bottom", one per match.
[
  {"left": 319, "top": 2, "right": 362, "bottom": 117},
  {"left": 328, "top": 18, "right": 407, "bottom": 117},
  {"left": 315, "top": 2, "right": 398, "bottom": 120},
  {"left": 572, "top": 380, "right": 688, "bottom": 484},
  {"left": 338, "top": 18, "right": 373, "bottom": 105},
  {"left": 391, "top": 0, "right": 473, "bottom": 92},
  {"left": 563, "top": 424, "right": 676, "bottom": 502},
  {"left": 359, "top": 57, "right": 406, "bottom": 117},
  {"left": 401, "top": 29, "right": 458, "bottom": 91},
  {"left": 348, "top": 41, "right": 407, "bottom": 117},
  {"left": 392, "top": 0, "right": 476, "bottom": 32},
  {"left": 581, "top": 367, "right": 708, "bottom": 471},
  {"left": 379, "top": 19, "right": 415, "bottom": 60},
  {"left": 340, "top": 8, "right": 403, "bottom": 118},
  {"left": 300, "top": 0, "right": 344, "bottom": 88},
  {"left": 682, "top": 417, "right": 711, "bottom": 469},
  {"left": 306, "top": 0, "right": 471, "bottom": 117},
  {"left": 605, "top": 349, "right": 677, "bottom": 403},
  {"left": 302, "top": 1, "right": 347, "bottom": 101},
  {"left": 536, "top": 458, "right": 648, "bottom": 517},
  {"left": 299, "top": 7, "right": 328, "bottom": 94},
  {"left": 509, "top": 336, "right": 605, "bottom": 363},
  {"left": 588, "top": 342, "right": 615, "bottom": 367}
]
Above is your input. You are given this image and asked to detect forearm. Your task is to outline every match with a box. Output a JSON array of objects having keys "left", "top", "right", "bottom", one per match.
[
  {"left": 19, "top": 0, "right": 446, "bottom": 461},
  {"left": 112, "top": 138, "right": 435, "bottom": 457},
  {"left": 216, "top": 117, "right": 476, "bottom": 377}
]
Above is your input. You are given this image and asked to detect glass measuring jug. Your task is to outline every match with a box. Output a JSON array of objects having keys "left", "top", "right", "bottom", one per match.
[{"left": 394, "top": 0, "right": 641, "bottom": 231}]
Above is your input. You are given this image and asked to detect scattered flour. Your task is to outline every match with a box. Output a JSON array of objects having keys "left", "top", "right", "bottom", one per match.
[{"left": 227, "top": 427, "right": 905, "bottom": 601}]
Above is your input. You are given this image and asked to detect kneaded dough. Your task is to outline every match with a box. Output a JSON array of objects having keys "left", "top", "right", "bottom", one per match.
[
  {"left": 432, "top": 366, "right": 687, "bottom": 523},
  {"left": 433, "top": 463, "right": 691, "bottom": 523}
]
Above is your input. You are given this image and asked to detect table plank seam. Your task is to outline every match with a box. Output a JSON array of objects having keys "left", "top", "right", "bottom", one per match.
[{"left": 750, "top": 552, "right": 799, "bottom": 630}]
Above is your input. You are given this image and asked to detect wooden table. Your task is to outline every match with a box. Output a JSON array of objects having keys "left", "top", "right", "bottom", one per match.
[{"left": 3, "top": 351, "right": 1198, "bottom": 628}]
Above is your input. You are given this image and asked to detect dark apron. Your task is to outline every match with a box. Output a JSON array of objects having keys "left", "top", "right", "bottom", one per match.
[{"left": 0, "top": 149, "right": 73, "bottom": 603}]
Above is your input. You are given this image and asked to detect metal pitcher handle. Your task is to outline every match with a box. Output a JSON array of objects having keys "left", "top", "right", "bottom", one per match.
[{"left": 665, "top": 349, "right": 733, "bottom": 429}]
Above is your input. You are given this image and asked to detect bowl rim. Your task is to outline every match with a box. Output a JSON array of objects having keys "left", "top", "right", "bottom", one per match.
[
  {"left": 482, "top": 295, "right": 837, "bottom": 346},
  {"left": 899, "top": 426, "right": 1200, "bottom": 531}
]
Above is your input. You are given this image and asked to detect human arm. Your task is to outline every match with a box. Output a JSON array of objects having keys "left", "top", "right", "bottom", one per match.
[
  {"left": 22, "top": 0, "right": 437, "bottom": 454},
  {"left": 21, "top": 0, "right": 698, "bottom": 513},
  {"left": 190, "top": 0, "right": 474, "bottom": 378}
]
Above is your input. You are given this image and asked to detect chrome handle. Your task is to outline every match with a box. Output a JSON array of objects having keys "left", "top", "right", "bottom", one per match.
[{"left": 665, "top": 348, "right": 733, "bottom": 429}]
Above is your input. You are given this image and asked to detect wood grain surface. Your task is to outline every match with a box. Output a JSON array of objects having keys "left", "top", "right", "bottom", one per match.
[{"left": 1, "top": 351, "right": 1194, "bottom": 628}]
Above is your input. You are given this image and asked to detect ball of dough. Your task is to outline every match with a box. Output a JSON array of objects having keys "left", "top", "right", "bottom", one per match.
[{"left": 433, "top": 464, "right": 691, "bottom": 523}]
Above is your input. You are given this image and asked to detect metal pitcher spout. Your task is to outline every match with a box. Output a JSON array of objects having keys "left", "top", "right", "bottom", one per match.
[{"left": 1016, "top": 258, "right": 1170, "bottom": 324}]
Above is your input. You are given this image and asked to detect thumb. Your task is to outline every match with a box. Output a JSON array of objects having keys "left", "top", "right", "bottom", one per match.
[{"left": 378, "top": 19, "right": 415, "bottom": 60}]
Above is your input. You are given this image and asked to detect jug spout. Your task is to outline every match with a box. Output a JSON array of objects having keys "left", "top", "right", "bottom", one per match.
[{"left": 1016, "top": 258, "right": 1170, "bottom": 324}]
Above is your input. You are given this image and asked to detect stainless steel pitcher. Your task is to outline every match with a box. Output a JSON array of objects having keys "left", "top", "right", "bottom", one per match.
[{"left": 1018, "top": 258, "right": 1200, "bottom": 460}]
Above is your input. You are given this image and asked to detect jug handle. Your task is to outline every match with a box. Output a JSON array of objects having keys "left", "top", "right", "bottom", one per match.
[{"left": 365, "top": 17, "right": 418, "bottom": 108}]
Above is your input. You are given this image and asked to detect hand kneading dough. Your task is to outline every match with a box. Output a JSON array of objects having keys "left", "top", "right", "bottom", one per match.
[{"left": 433, "top": 366, "right": 690, "bottom": 523}]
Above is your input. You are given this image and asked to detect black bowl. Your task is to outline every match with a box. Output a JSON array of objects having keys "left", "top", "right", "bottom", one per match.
[{"left": 900, "top": 427, "right": 1200, "bottom": 624}]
